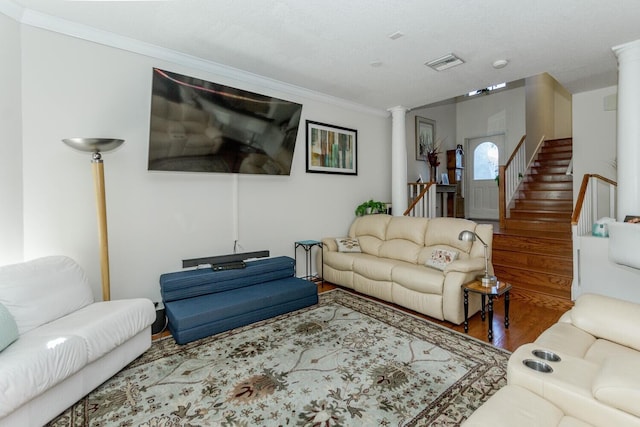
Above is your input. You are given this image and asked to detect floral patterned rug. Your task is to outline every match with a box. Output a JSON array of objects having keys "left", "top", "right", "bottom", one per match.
[{"left": 48, "top": 289, "right": 509, "bottom": 426}]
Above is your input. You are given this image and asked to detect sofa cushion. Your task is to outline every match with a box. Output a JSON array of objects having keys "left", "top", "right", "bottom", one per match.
[
  {"left": 391, "top": 263, "right": 444, "bottom": 294},
  {"left": 0, "top": 256, "right": 94, "bottom": 335},
  {"left": 29, "top": 299, "right": 155, "bottom": 363},
  {"left": 592, "top": 355, "right": 640, "bottom": 417},
  {"left": 379, "top": 239, "right": 422, "bottom": 264},
  {"left": 570, "top": 293, "right": 640, "bottom": 352},
  {"left": 352, "top": 256, "right": 397, "bottom": 281},
  {"left": 0, "top": 333, "right": 88, "bottom": 418},
  {"left": 335, "top": 237, "right": 361, "bottom": 253},
  {"left": 584, "top": 338, "right": 640, "bottom": 365},
  {"left": 425, "top": 248, "right": 459, "bottom": 270},
  {"left": 385, "top": 216, "right": 428, "bottom": 245},
  {"left": 0, "top": 302, "right": 18, "bottom": 352},
  {"left": 424, "top": 217, "right": 477, "bottom": 253}
]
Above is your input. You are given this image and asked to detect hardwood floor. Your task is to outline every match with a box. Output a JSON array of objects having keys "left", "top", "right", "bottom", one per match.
[{"left": 317, "top": 281, "right": 568, "bottom": 352}]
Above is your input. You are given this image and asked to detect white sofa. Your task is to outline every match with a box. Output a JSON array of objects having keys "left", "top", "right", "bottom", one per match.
[
  {"left": 0, "top": 256, "right": 156, "bottom": 427},
  {"left": 463, "top": 293, "right": 640, "bottom": 427},
  {"left": 321, "top": 214, "right": 493, "bottom": 324}
]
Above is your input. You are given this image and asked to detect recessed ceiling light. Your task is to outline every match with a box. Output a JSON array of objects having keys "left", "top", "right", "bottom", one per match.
[
  {"left": 492, "top": 59, "right": 509, "bottom": 69},
  {"left": 425, "top": 54, "right": 465, "bottom": 71},
  {"left": 370, "top": 60, "right": 383, "bottom": 67},
  {"left": 388, "top": 31, "right": 404, "bottom": 40}
]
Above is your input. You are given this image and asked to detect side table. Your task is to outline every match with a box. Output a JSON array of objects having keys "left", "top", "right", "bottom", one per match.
[
  {"left": 294, "top": 240, "right": 323, "bottom": 281},
  {"left": 463, "top": 280, "right": 512, "bottom": 341}
]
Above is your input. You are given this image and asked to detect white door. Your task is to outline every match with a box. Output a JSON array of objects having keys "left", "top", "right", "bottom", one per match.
[{"left": 466, "top": 134, "right": 504, "bottom": 219}]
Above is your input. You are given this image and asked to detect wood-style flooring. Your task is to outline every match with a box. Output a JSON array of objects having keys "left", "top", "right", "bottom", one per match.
[{"left": 317, "top": 281, "right": 567, "bottom": 352}]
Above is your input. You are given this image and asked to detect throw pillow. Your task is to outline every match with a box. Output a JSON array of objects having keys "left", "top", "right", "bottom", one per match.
[
  {"left": 425, "top": 248, "right": 459, "bottom": 271},
  {"left": 0, "top": 303, "right": 18, "bottom": 352},
  {"left": 335, "top": 237, "right": 362, "bottom": 253}
]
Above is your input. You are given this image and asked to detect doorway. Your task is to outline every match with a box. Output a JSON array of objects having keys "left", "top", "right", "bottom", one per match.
[{"left": 466, "top": 134, "right": 505, "bottom": 219}]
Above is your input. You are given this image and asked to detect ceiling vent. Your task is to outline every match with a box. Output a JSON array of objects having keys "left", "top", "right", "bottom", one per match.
[{"left": 425, "top": 53, "right": 465, "bottom": 71}]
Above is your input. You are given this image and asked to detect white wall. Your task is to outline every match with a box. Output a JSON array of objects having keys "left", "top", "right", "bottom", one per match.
[
  {"left": 0, "top": 13, "right": 23, "bottom": 265},
  {"left": 14, "top": 25, "right": 391, "bottom": 302},
  {"left": 572, "top": 86, "right": 618, "bottom": 199},
  {"left": 456, "top": 85, "right": 526, "bottom": 158}
]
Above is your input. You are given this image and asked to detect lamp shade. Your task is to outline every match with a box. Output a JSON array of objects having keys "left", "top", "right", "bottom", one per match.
[{"left": 62, "top": 138, "right": 123, "bottom": 153}]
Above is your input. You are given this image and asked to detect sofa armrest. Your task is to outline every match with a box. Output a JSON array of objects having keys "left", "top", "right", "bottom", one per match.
[
  {"left": 444, "top": 257, "right": 485, "bottom": 274},
  {"left": 321, "top": 238, "right": 339, "bottom": 253}
]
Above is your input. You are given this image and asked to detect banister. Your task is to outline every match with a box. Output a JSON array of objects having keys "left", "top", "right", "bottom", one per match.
[
  {"left": 505, "top": 134, "right": 527, "bottom": 169},
  {"left": 571, "top": 174, "right": 617, "bottom": 226},
  {"left": 404, "top": 182, "right": 434, "bottom": 216}
]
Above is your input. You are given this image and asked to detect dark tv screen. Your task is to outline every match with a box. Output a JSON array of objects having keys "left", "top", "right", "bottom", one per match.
[{"left": 148, "top": 68, "right": 303, "bottom": 175}]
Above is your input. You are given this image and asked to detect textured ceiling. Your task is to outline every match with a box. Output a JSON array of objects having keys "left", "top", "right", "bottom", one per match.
[{"left": 8, "top": 0, "right": 640, "bottom": 110}]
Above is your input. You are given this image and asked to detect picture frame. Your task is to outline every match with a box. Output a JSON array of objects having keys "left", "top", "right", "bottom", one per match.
[
  {"left": 624, "top": 215, "right": 640, "bottom": 224},
  {"left": 441, "top": 173, "right": 449, "bottom": 185},
  {"left": 306, "top": 120, "right": 357, "bottom": 175},
  {"left": 415, "top": 116, "right": 436, "bottom": 161}
]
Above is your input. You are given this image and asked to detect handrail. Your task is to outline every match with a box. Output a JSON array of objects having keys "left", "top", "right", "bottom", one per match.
[
  {"left": 499, "top": 134, "right": 527, "bottom": 228},
  {"left": 404, "top": 182, "right": 436, "bottom": 217},
  {"left": 571, "top": 174, "right": 617, "bottom": 231}
]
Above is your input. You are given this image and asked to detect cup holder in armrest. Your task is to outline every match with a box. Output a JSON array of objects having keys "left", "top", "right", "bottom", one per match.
[
  {"left": 523, "top": 359, "right": 553, "bottom": 373},
  {"left": 532, "top": 349, "right": 561, "bottom": 362}
]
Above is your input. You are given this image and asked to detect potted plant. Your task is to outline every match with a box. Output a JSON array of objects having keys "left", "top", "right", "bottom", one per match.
[{"left": 355, "top": 199, "right": 387, "bottom": 216}]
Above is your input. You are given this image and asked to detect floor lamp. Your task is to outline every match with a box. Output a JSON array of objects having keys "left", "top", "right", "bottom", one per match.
[{"left": 62, "top": 138, "right": 124, "bottom": 301}]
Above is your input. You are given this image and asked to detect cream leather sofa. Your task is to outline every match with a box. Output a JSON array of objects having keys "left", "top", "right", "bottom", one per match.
[
  {"left": 320, "top": 214, "right": 493, "bottom": 324},
  {"left": 464, "top": 293, "right": 640, "bottom": 427}
]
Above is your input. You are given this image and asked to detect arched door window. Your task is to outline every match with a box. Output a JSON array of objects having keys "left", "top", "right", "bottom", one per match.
[{"left": 473, "top": 142, "right": 499, "bottom": 180}]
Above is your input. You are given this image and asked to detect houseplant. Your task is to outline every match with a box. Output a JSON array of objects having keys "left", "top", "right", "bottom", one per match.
[{"left": 355, "top": 199, "right": 387, "bottom": 216}]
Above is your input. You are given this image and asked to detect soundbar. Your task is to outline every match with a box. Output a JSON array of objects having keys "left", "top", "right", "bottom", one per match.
[{"left": 182, "top": 250, "right": 270, "bottom": 268}]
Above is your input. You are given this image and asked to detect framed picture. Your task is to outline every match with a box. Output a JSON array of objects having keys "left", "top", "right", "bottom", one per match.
[
  {"left": 415, "top": 116, "right": 435, "bottom": 160},
  {"left": 624, "top": 215, "right": 640, "bottom": 224},
  {"left": 306, "top": 120, "right": 357, "bottom": 175}
]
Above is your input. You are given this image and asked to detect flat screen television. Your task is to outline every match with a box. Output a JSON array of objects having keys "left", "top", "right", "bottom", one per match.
[{"left": 148, "top": 68, "right": 303, "bottom": 175}]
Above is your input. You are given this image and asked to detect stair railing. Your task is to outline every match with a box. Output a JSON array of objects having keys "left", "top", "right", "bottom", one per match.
[
  {"left": 571, "top": 174, "right": 617, "bottom": 236},
  {"left": 498, "top": 134, "right": 546, "bottom": 228},
  {"left": 404, "top": 182, "right": 437, "bottom": 217}
]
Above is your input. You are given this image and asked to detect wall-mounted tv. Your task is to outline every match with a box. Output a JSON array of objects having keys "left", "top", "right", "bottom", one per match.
[{"left": 148, "top": 68, "right": 303, "bottom": 175}]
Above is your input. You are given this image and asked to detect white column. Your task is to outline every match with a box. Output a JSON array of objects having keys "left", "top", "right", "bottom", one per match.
[
  {"left": 389, "top": 106, "right": 408, "bottom": 216},
  {"left": 613, "top": 39, "right": 640, "bottom": 221}
]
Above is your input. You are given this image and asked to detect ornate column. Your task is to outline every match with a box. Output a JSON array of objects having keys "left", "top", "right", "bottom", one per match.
[
  {"left": 389, "top": 106, "right": 408, "bottom": 216},
  {"left": 613, "top": 39, "right": 640, "bottom": 220}
]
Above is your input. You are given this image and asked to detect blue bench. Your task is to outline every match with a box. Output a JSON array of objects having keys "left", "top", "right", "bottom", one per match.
[{"left": 160, "top": 256, "right": 318, "bottom": 344}]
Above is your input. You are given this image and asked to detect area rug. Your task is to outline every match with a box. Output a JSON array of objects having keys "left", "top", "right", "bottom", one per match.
[{"left": 48, "top": 289, "right": 509, "bottom": 426}]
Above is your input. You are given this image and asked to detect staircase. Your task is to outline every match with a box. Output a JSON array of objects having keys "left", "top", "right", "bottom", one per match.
[{"left": 493, "top": 138, "right": 574, "bottom": 309}]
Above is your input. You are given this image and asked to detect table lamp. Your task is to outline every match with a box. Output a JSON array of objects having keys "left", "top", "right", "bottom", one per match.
[
  {"left": 62, "top": 138, "right": 124, "bottom": 301},
  {"left": 458, "top": 230, "right": 497, "bottom": 286}
]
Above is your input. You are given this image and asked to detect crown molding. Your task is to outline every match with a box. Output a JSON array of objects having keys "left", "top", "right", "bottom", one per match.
[{"left": 2, "top": 1, "right": 388, "bottom": 118}]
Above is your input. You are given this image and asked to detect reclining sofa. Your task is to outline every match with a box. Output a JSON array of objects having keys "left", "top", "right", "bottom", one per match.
[
  {"left": 463, "top": 293, "right": 640, "bottom": 427},
  {"left": 320, "top": 214, "right": 493, "bottom": 324},
  {"left": 0, "top": 256, "right": 156, "bottom": 427}
]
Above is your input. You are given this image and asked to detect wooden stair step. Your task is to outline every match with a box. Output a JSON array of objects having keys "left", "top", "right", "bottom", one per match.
[
  {"left": 526, "top": 174, "right": 573, "bottom": 182},
  {"left": 508, "top": 210, "right": 571, "bottom": 221},
  {"left": 519, "top": 189, "right": 572, "bottom": 200},
  {"left": 492, "top": 248, "right": 573, "bottom": 276},
  {"left": 514, "top": 199, "right": 573, "bottom": 210},
  {"left": 503, "top": 219, "right": 571, "bottom": 233},
  {"left": 536, "top": 152, "right": 572, "bottom": 161},
  {"left": 493, "top": 233, "right": 573, "bottom": 256},
  {"left": 522, "top": 181, "right": 573, "bottom": 191},
  {"left": 530, "top": 166, "right": 571, "bottom": 174},
  {"left": 532, "top": 159, "right": 572, "bottom": 167}
]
